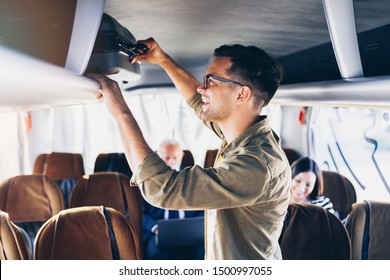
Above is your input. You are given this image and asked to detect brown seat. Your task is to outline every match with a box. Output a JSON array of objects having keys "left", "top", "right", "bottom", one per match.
[
  {"left": 34, "top": 206, "right": 141, "bottom": 260},
  {"left": 282, "top": 147, "right": 302, "bottom": 165},
  {"left": 0, "top": 210, "right": 32, "bottom": 260},
  {"left": 94, "top": 153, "right": 133, "bottom": 178},
  {"left": 33, "top": 152, "right": 85, "bottom": 208},
  {"left": 32, "top": 153, "right": 50, "bottom": 174},
  {"left": 322, "top": 171, "right": 357, "bottom": 220},
  {"left": 0, "top": 175, "right": 64, "bottom": 245},
  {"left": 279, "top": 203, "right": 351, "bottom": 260},
  {"left": 204, "top": 149, "right": 218, "bottom": 168},
  {"left": 69, "top": 172, "right": 143, "bottom": 252},
  {"left": 181, "top": 149, "right": 194, "bottom": 169},
  {"left": 346, "top": 200, "right": 390, "bottom": 260},
  {"left": 36, "top": 152, "right": 85, "bottom": 180}
]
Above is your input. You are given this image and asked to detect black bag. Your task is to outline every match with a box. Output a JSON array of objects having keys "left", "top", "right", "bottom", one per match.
[{"left": 86, "top": 13, "right": 147, "bottom": 80}]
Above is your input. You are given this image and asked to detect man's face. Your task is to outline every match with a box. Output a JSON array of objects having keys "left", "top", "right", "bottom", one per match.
[
  {"left": 158, "top": 144, "right": 184, "bottom": 170},
  {"left": 197, "top": 56, "right": 241, "bottom": 123}
]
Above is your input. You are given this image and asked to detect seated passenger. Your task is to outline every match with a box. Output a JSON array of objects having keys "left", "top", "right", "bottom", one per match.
[
  {"left": 290, "top": 157, "right": 335, "bottom": 214},
  {"left": 143, "top": 139, "right": 204, "bottom": 260}
]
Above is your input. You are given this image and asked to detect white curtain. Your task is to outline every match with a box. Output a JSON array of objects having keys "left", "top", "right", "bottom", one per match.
[{"left": 0, "top": 112, "right": 30, "bottom": 182}]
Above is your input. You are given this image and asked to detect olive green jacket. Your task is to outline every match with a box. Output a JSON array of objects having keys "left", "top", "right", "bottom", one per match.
[{"left": 131, "top": 93, "right": 291, "bottom": 259}]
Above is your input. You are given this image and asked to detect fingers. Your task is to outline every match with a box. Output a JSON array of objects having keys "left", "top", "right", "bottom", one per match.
[
  {"left": 130, "top": 53, "right": 148, "bottom": 63},
  {"left": 96, "top": 90, "right": 104, "bottom": 102},
  {"left": 85, "top": 73, "right": 105, "bottom": 99},
  {"left": 130, "top": 37, "right": 163, "bottom": 64},
  {"left": 85, "top": 73, "right": 120, "bottom": 102},
  {"left": 137, "top": 37, "right": 155, "bottom": 50}
]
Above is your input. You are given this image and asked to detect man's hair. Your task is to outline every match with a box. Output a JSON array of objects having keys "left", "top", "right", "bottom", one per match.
[
  {"left": 214, "top": 44, "right": 282, "bottom": 107},
  {"left": 158, "top": 138, "right": 182, "bottom": 152}
]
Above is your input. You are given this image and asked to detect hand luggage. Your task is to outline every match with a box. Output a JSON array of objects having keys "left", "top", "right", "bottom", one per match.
[{"left": 86, "top": 13, "right": 147, "bottom": 81}]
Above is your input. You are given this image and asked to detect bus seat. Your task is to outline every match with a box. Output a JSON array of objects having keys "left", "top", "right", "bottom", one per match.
[
  {"left": 180, "top": 150, "right": 194, "bottom": 169},
  {"left": 204, "top": 149, "right": 218, "bottom": 168},
  {"left": 0, "top": 175, "right": 64, "bottom": 246},
  {"left": 33, "top": 152, "right": 85, "bottom": 179},
  {"left": 345, "top": 200, "right": 390, "bottom": 260},
  {"left": 322, "top": 171, "right": 357, "bottom": 220},
  {"left": 279, "top": 203, "right": 351, "bottom": 260},
  {"left": 34, "top": 152, "right": 85, "bottom": 208},
  {"left": 282, "top": 147, "right": 302, "bottom": 165},
  {"left": 32, "top": 153, "right": 49, "bottom": 173},
  {"left": 94, "top": 153, "right": 133, "bottom": 178},
  {"left": 68, "top": 172, "right": 143, "bottom": 252},
  {"left": 34, "top": 206, "right": 141, "bottom": 260},
  {"left": 0, "top": 210, "right": 32, "bottom": 260}
]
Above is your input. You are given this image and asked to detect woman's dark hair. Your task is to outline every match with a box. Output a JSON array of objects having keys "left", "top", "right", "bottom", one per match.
[
  {"left": 214, "top": 44, "right": 282, "bottom": 107},
  {"left": 290, "top": 157, "right": 323, "bottom": 200}
]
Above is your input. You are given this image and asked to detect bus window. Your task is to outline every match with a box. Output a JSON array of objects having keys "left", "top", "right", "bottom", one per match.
[{"left": 308, "top": 106, "right": 390, "bottom": 201}]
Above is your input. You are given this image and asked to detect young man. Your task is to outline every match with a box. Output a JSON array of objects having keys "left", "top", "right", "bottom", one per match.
[{"left": 89, "top": 38, "right": 291, "bottom": 259}]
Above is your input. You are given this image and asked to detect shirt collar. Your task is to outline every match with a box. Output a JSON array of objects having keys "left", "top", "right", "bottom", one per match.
[{"left": 219, "top": 115, "right": 271, "bottom": 158}]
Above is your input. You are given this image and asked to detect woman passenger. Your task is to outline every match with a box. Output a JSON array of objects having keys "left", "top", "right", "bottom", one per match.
[{"left": 290, "top": 157, "right": 335, "bottom": 214}]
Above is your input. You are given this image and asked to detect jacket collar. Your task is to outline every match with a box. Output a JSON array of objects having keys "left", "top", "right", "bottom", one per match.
[{"left": 219, "top": 115, "right": 271, "bottom": 158}]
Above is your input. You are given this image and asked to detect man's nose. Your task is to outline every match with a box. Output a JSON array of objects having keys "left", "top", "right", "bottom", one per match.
[{"left": 196, "top": 83, "right": 205, "bottom": 95}]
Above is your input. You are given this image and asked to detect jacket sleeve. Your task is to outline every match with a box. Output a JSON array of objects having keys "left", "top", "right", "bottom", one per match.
[{"left": 131, "top": 151, "right": 272, "bottom": 210}]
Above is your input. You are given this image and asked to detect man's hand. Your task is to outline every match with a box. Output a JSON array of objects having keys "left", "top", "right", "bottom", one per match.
[
  {"left": 130, "top": 37, "right": 171, "bottom": 66},
  {"left": 130, "top": 37, "right": 201, "bottom": 102},
  {"left": 86, "top": 73, "right": 130, "bottom": 118}
]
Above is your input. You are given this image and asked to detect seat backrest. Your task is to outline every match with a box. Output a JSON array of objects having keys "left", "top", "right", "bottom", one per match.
[
  {"left": 32, "top": 153, "right": 49, "bottom": 174},
  {"left": 0, "top": 175, "right": 64, "bottom": 245},
  {"left": 0, "top": 175, "right": 64, "bottom": 222},
  {"left": 0, "top": 210, "right": 32, "bottom": 260},
  {"left": 279, "top": 203, "right": 351, "bottom": 260},
  {"left": 69, "top": 172, "right": 143, "bottom": 248},
  {"left": 181, "top": 149, "right": 194, "bottom": 169},
  {"left": 204, "top": 149, "right": 218, "bottom": 168},
  {"left": 322, "top": 171, "right": 357, "bottom": 220},
  {"left": 42, "top": 152, "right": 85, "bottom": 180},
  {"left": 94, "top": 153, "right": 133, "bottom": 178},
  {"left": 282, "top": 147, "right": 302, "bottom": 165},
  {"left": 346, "top": 200, "right": 390, "bottom": 260},
  {"left": 34, "top": 152, "right": 85, "bottom": 208},
  {"left": 34, "top": 206, "right": 141, "bottom": 260}
]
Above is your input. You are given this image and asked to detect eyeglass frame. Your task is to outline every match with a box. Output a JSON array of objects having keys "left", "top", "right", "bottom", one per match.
[{"left": 203, "top": 74, "right": 245, "bottom": 89}]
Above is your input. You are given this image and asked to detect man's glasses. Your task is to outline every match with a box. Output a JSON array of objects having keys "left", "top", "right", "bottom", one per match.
[{"left": 203, "top": 74, "right": 245, "bottom": 89}]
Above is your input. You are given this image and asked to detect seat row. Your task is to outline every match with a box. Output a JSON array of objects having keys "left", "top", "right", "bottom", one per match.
[
  {"left": 2, "top": 197, "right": 390, "bottom": 260},
  {"left": 0, "top": 172, "right": 143, "bottom": 257},
  {"left": 0, "top": 206, "right": 141, "bottom": 260}
]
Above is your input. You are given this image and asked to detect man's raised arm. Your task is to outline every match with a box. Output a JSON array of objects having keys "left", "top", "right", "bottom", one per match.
[{"left": 131, "top": 38, "right": 201, "bottom": 102}]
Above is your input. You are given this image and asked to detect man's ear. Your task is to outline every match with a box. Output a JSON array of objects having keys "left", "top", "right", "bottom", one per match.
[{"left": 236, "top": 85, "right": 252, "bottom": 104}]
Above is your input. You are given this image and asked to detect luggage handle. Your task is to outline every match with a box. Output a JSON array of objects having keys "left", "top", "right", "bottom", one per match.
[{"left": 127, "top": 43, "right": 149, "bottom": 61}]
